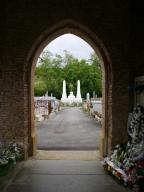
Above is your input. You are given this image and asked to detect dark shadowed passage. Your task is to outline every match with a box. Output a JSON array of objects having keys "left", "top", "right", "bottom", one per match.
[{"left": 2, "top": 160, "right": 130, "bottom": 192}]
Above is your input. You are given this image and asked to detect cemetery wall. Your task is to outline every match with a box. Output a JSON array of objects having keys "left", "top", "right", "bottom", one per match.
[{"left": 0, "top": 0, "right": 140, "bottom": 157}]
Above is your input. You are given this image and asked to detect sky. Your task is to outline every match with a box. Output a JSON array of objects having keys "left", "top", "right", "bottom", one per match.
[{"left": 43, "top": 33, "right": 94, "bottom": 60}]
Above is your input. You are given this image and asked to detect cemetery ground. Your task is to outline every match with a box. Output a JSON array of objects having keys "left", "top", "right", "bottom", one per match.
[
  {"left": 36, "top": 107, "right": 101, "bottom": 150},
  {"left": 0, "top": 159, "right": 131, "bottom": 192},
  {"left": 0, "top": 107, "right": 131, "bottom": 192}
]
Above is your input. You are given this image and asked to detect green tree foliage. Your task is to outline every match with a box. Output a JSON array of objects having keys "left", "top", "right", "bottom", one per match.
[{"left": 34, "top": 50, "right": 102, "bottom": 99}]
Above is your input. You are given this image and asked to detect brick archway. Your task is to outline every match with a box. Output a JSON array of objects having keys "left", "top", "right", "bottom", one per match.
[{"left": 26, "top": 19, "right": 113, "bottom": 157}]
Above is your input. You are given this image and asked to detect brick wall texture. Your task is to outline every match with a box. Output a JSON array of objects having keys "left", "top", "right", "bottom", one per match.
[{"left": 0, "top": 0, "right": 143, "bottom": 157}]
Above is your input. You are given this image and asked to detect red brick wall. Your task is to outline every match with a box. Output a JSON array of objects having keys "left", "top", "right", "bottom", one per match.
[{"left": 0, "top": 0, "right": 135, "bottom": 156}]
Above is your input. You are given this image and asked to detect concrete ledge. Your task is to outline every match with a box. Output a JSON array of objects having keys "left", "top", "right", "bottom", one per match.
[{"left": 36, "top": 150, "right": 100, "bottom": 160}]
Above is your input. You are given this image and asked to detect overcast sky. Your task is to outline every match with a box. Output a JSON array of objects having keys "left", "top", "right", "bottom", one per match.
[{"left": 43, "top": 33, "right": 94, "bottom": 60}]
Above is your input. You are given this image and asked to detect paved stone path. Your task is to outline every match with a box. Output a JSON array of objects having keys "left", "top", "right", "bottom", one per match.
[
  {"left": 36, "top": 107, "right": 101, "bottom": 150},
  {"left": 0, "top": 109, "right": 131, "bottom": 192},
  {"left": 2, "top": 160, "right": 131, "bottom": 192}
]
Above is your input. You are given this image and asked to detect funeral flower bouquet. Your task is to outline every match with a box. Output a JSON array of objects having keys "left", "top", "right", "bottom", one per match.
[{"left": 0, "top": 141, "right": 24, "bottom": 167}]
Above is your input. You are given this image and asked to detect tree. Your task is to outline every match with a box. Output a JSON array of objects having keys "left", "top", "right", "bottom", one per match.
[
  {"left": 34, "top": 79, "right": 47, "bottom": 96},
  {"left": 34, "top": 50, "right": 102, "bottom": 99}
]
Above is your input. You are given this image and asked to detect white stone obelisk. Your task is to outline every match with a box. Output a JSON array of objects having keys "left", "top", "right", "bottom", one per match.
[
  {"left": 61, "top": 80, "right": 67, "bottom": 103},
  {"left": 76, "top": 80, "right": 82, "bottom": 103},
  {"left": 86, "top": 92, "right": 90, "bottom": 101}
]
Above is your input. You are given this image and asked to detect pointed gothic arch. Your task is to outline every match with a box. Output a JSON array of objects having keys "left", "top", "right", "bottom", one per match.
[{"left": 26, "top": 19, "right": 113, "bottom": 157}]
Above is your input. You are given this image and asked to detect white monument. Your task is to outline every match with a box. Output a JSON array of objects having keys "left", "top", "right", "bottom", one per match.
[
  {"left": 86, "top": 92, "right": 90, "bottom": 101},
  {"left": 76, "top": 80, "right": 82, "bottom": 103},
  {"left": 45, "top": 90, "right": 48, "bottom": 97},
  {"left": 61, "top": 80, "right": 82, "bottom": 105},
  {"left": 67, "top": 91, "right": 76, "bottom": 104},
  {"left": 61, "top": 80, "right": 67, "bottom": 103}
]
